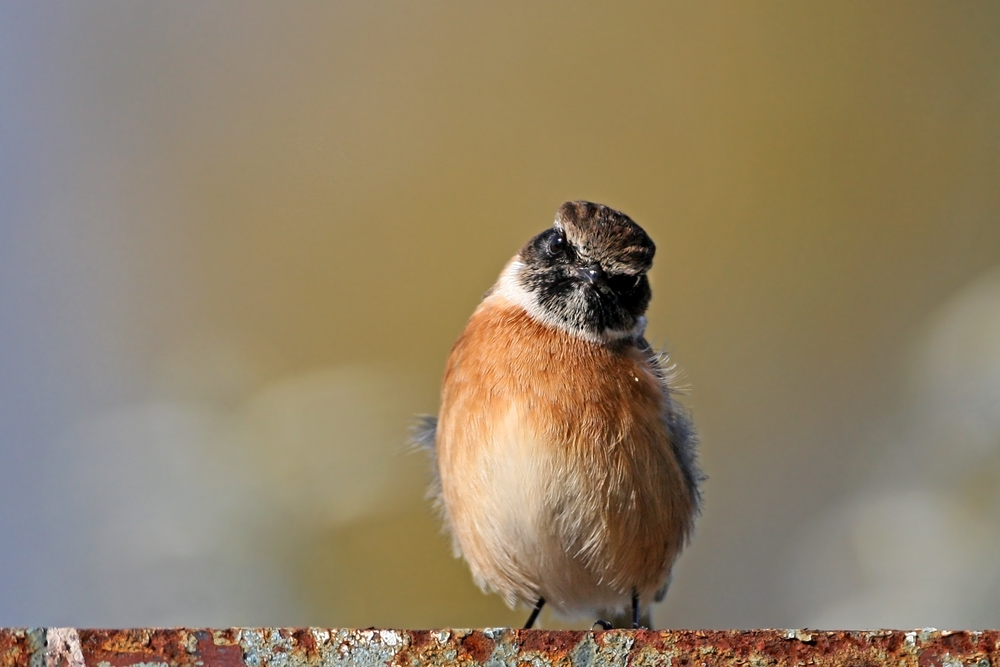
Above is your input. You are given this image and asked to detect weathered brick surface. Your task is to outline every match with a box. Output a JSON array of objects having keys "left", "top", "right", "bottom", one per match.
[{"left": 2, "top": 627, "right": 997, "bottom": 667}]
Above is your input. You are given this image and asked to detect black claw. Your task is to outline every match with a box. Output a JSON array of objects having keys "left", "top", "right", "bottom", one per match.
[
  {"left": 592, "top": 620, "right": 613, "bottom": 631},
  {"left": 524, "top": 597, "right": 545, "bottom": 629}
]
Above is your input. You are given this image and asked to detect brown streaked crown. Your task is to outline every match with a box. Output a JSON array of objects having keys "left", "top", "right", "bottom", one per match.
[
  {"left": 555, "top": 201, "right": 655, "bottom": 276},
  {"left": 514, "top": 201, "right": 656, "bottom": 340}
]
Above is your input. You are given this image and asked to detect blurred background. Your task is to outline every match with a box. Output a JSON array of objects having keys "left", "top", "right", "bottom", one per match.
[{"left": 2, "top": 3, "right": 1000, "bottom": 630}]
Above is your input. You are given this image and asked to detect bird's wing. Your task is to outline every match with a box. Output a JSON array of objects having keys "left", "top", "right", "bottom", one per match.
[
  {"left": 637, "top": 336, "right": 705, "bottom": 512},
  {"left": 410, "top": 414, "right": 438, "bottom": 452}
]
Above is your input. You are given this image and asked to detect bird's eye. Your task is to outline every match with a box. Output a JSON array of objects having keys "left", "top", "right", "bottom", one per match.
[{"left": 546, "top": 232, "right": 567, "bottom": 257}]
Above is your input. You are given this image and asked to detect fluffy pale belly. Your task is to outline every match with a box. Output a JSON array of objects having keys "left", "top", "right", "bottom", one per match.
[{"left": 440, "top": 402, "right": 681, "bottom": 615}]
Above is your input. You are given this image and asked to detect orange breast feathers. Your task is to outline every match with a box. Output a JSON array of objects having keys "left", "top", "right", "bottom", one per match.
[{"left": 435, "top": 293, "right": 697, "bottom": 615}]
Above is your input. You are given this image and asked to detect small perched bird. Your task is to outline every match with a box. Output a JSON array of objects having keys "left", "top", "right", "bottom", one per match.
[{"left": 415, "top": 201, "right": 702, "bottom": 629}]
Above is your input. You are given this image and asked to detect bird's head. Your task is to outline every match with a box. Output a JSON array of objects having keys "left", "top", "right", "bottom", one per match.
[{"left": 499, "top": 201, "right": 656, "bottom": 342}]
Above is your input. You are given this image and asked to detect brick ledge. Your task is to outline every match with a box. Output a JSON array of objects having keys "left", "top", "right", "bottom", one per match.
[{"left": 2, "top": 627, "right": 997, "bottom": 666}]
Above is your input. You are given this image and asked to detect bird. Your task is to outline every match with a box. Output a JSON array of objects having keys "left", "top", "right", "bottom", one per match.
[{"left": 414, "top": 201, "right": 702, "bottom": 629}]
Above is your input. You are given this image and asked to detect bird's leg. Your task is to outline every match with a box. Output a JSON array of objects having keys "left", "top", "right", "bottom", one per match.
[
  {"left": 524, "top": 597, "right": 545, "bottom": 629},
  {"left": 595, "top": 589, "right": 647, "bottom": 630}
]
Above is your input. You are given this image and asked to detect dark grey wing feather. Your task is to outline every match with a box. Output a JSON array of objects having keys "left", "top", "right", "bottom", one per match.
[
  {"left": 410, "top": 414, "right": 438, "bottom": 452},
  {"left": 410, "top": 414, "right": 445, "bottom": 512},
  {"left": 637, "top": 337, "right": 705, "bottom": 513},
  {"left": 654, "top": 575, "right": 672, "bottom": 603}
]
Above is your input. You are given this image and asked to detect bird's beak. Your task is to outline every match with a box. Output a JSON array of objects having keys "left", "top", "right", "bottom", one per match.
[{"left": 576, "top": 263, "right": 605, "bottom": 285}]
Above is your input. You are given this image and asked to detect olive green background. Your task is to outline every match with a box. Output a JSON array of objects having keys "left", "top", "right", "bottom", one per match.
[{"left": 2, "top": 3, "right": 1000, "bottom": 629}]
